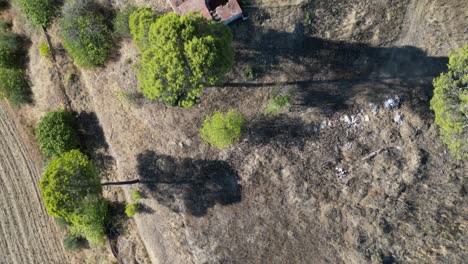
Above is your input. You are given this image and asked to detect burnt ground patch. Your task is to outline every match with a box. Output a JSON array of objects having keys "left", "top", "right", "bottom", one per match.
[{"left": 136, "top": 150, "right": 242, "bottom": 216}]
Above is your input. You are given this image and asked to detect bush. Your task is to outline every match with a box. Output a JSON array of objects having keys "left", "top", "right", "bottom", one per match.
[
  {"left": 61, "top": 0, "right": 112, "bottom": 67},
  {"left": 200, "top": 110, "right": 244, "bottom": 149},
  {"left": 130, "top": 189, "right": 142, "bottom": 202},
  {"left": 36, "top": 110, "right": 80, "bottom": 157},
  {"left": 69, "top": 196, "right": 109, "bottom": 246},
  {"left": 430, "top": 45, "right": 468, "bottom": 159},
  {"left": 128, "top": 7, "right": 158, "bottom": 52},
  {"left": 18, "top": 0, "right": 60, "bottom": 27},
  {"left": 0, "top": 32, "right": 19, "bottom": 68},
  {"left": 132, "top": 12, "right": 234, "bottom": 107},
  {"left": 38, "top": 42, "right": 50, "bottom": 57},
  {"left": 125, "top": 203, "right": 138, "bottom": 217},
  {"left": 113, "top": 5, "right": 137, "bottom": 38},
  {"left": 243, "top": 66, "right": 255, "bottom": 81},
  {"left": 0, "top": 68, "right": 30, "bottom": 106},
  {"left": 265, "top": 94, "right": 291, "bottom": 115},
  {"left": 63, "top": 232, "right": 86, "bottom": 251}
]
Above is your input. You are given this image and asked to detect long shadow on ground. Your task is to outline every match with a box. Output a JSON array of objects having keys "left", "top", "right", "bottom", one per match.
[{"left": 136, "top": 150, "right": 242, "bottom": 217}]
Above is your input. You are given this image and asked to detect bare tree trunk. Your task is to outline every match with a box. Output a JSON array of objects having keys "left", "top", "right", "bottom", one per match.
[{"left": 101, "top": 179, "right": 141, "bottom": 186}]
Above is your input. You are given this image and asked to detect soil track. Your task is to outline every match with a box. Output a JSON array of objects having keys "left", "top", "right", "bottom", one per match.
[{"left": 0, "top": 101, "right": 68, "bottom": 264}]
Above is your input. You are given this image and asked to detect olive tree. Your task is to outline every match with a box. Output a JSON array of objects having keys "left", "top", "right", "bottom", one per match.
[
  {"left": 430, "top": 45, "right": 467, "bottom": 159},
  {"left": 131, "top": 11, "right": 234, "bottom": 107}
]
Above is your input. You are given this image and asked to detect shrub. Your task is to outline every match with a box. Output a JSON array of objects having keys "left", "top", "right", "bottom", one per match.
[
  {"left": 132, "top": 12, "right": 234, "bottom": 107},
  {"left": 0, "top": 68, "right": 30, "bottom": 106},
  {"left": 0, "top": 32, "right": 19, "bottom": 67},
  {"left": 243, "top": 66, "right": 255, "bottom": 81},
  {"left": 130, "top": 189, "right": 142, "bottom": 202},
  {"left": 18, "top": 0, "right": 60, "bottom": 27},
  {"left": 38, "top": 42, "right": 50, "bottom": 57},
  {"left": 36, "top": 110, "right": 80, "bottom": 157},
  {"left": 63, "top": 232, "right": 86, "bottom": 251},
  {"left": 125, "top": 203, "right": 138, "bottom": 217},
  {"left": 265, "top": 94, "right": 291, "bottom": 115},
  {"left": 113, "top": 5, "right": 137, "bottom": 38},
  {"left": 61, "top": 0, "right": 112, "bottom": 67},
  {"left": 200, "top": 110, "right": 244, "bottom": 149},
  {"left": 69, "top": 196, "right": 108, "bottom": 245},
  {"left": 128, "top": 7, "right": 158, "bottom": 52},
  {"left": 430, "top": 45, "right": 468, "bottom": 159}
]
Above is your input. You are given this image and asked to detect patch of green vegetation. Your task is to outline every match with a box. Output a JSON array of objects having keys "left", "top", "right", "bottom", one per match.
[
  {"left": 265, "top": 94, "right": 291, "bottom": 115},
  {"left": 130, "top": 11, "right": 234, "bottom": 107},
  {"left": 430, "top": 45, "right": 468, "bottom": 159},
  {"left": 36, "top": 110, "right": 80, "bottom": 157},
  {"left": 125, "top": 203, "right": 138, "bottom": 217},
  {"left": 17, "top": 0, "right": 61, "bottom": 27},
  {"left": 200, "top": 110, "right": 245, "bottom": 149},
  {"left": 243, "top": 66, "right": 255, "bottom": 81},
  {"left": 116, "top": 90, "right": 138, "bottom": 106},
  {"left": 0, "top": 68, "right": 30, "bottom": 105},
  {"left": 38, "top": 42, "right": 51, "bottom": 57},
  {"left": 303, "top": 11, "right": 312, "bottom": 26},
  {"left": 63, "top": 232, "right": 86, "bottom": 251},
  {"left": 0, "top": 31, "right": 19, "bottom": 68},
  {"left": 39, "top": 149, "right": 108, "bottom": 245},
  {"left": 61, "top": 0, "right": 112, "bottom": 67},
  {"left": 130, "top": 189, "right": 142, "bottom": 202},
  {"left": 113, "top": 5, "right": 137, "bottom": 38}
]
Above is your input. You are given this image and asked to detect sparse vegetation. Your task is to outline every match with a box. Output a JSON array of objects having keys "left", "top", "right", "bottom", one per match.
[
  {"left": 17, "top": 0, "right": 60, "bottom": 27},
  {"left": 63, "top": 232, "right": 86, "bottom": 251},
  {"left": 0, "top": 31, "right": 19, "bottom": 68},
  {"left": 430, "top": 45, "right": 468, "bottom": 159},
  {"left": 200, "top": 110, "right": 244, "bottom": 149},
  {"left": 130, "top": 189, "right": 142, "bottom": 202},
  {"left": 36, "top": 110, "right": 79, "bottom": 157},
  {"left": 113, "top": 5, "right": 137, "bottom": 38},
  {"left": 265, "top": 94, "right": 291, "bottom": 115},
  {"left": 243, "top": 66, "right": 255, "bottom": 80},
  {"left": 125, "top": 203, "right": 138, "bottom": 217},
  {"left": 61, "top": 0, "right": 112, "bottom": 67},
  {"left": 39, "top": 149, "right": 108, "bottom": 245},
  {"left": 131, "top": 12, "right": 234, "bottom": 107},
  {"left": 38, "top": 42, "right": 50, "bottom": 57},
  {"left": 0, "top": 68, "right": 30, "bottom": 105}
]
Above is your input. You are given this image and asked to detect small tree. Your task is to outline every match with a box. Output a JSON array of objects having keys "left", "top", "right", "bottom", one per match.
[
  {"left": 430, "top": 45, "right": 467, "bottom": 159},
  {"left": 132, "top": 12, "right": 234, "bottom": 107},
  {"left": 36, "top": 110, "right": 80, "bottom": 157},
  {"left": 200, "top": 110, "right": 244, "bottom": 149},
  {"left": 0, "top": 31, "right": 19, "bottom": 68},
  {"left": 0, "top": 68, "right": 30, "bottom": 105},
  {"left": 39, "top": 150, "right": 106, "bottom": 244},
  {"left": 61, "top": 0, "right": 112, "bottom": 67},
  {"left": 18, "top": 0, "right": 60, "bottom": 27}
]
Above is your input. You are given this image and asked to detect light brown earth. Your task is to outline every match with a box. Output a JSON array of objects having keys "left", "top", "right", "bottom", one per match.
[
  {"left": 0, "top": 0, "right": 467, "bottom": 263},
  {"left": 0, "top": 101, "right": 68, "bottom": 264}
]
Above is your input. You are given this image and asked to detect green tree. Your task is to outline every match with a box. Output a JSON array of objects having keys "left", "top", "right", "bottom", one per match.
[
  {"left": 128, "top": 7, "right": 158, "bottom": 52},
  {"left": 0, "top": 68, "right": 30, "bottom": 105},
  {"left": 18, "top": 0, "right": 60, "bottom": 27},
  {"left": 36, "top": 110, "right": 80, "bottom": 157},
  {"left": 39, "top": 150, "right": 106, "bottom": 244},
  {"left": 132, "top": 12, "right": 234, "bottom": 107},
  {"left": 0, "top": 31, "right": 19, "bottom": 68},
  {"left": 200, "top": 110, "right": 244, "bottom": 149},
  {"left": 430, "top": 45, "right": 468, "bottom": 159},
  {"left": 61, "top": 0, "right": 112, "bottom": 67}
]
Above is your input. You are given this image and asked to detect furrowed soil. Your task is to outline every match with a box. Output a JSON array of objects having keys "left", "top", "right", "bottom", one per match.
[{"left": 1, "top": 0, "right": 467, "bottom": 264}]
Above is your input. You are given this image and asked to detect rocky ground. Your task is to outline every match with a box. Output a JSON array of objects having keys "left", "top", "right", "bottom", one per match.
[{"left": 0, "top": 0, "right": 466, "bottom": 263}]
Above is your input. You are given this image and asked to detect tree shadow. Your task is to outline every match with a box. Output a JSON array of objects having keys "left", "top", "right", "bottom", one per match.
[
  {"left": 247, "top": 115, "right": 320, "bottom": 149},
  {"left": 136, "top": 150, "right": 242, "bottom": 217},
  {"left": 227, "top": 20, "right": 448, "bottom": 114}
]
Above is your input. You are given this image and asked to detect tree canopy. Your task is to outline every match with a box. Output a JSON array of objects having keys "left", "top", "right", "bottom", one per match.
[
  {"left": 61, "top": 0, "right": 112, "bottom": 67},
  {"left": 36, "top": 110, "right": 80, "bottom": 157},
  {"left": 131, "top": 11, "right": 234, "bottom": 107},
  {"left": 430, "top": 45, "right": 468, "bottom": 159},
  {"left": 18, "top": 0, "right": 60, "bottom": 27},
  {"left": 39, "top": 150, "right": 107, "bottom": 245}
]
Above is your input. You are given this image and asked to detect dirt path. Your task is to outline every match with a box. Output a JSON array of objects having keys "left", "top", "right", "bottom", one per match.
[{"left": 0, "top": 101, "right": 68, "bottom": 264}]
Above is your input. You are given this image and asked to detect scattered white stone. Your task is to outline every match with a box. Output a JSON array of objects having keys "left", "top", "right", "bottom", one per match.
[
  {"left": 384, "top": 98, "right": 399, "bottom": 110},
  {"left": 393, "top": 112, "right": 404, "bottom": 125}
]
